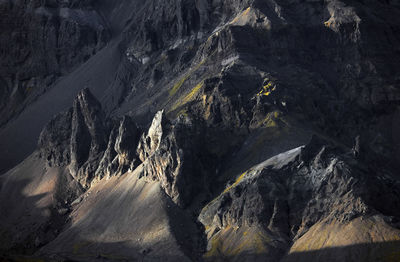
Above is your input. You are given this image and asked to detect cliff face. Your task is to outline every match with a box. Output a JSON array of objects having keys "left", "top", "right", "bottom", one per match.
[
  {"left": 0, "top": 0, "right": 108, "bottom": 127},
  {"left": 1, "top": 0, "right": 400, "bottom": 261}
]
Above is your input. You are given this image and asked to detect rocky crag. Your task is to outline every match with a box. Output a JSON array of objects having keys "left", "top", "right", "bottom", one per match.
[
  {"left": 1, "top": 0, "right": 400, "bottom": 261},
  {"left": 0, "top": 0, "right": 108, "bottom": 127}
]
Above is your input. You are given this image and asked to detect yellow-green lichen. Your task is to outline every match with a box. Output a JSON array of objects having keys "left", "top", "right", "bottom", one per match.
[
  {"left": 184, "top": 82, "right": 203, "bottom": 102},
  {"left": 177, "top": 108, "right": 189, "bottom": 118},
  {"left": 223, "top": 171, "right": 247, "bottom": 193},
  {"left": 257, "top": 82, "right": 276, "bottom": 96},
  {"left": 169, "top": 74, "right": 190, "bottom": 97},
  {"left": 257, "top": 110, "right": 281, "bottom": 128},
  {"left": 170, "top": 81, "right": 204, "bottom": 112},
  {"left": 230, "top": 7, "right": 252, "bottom": 24},
  {"left": 168, "top": 60, "right": 205, "bottom": 97}
]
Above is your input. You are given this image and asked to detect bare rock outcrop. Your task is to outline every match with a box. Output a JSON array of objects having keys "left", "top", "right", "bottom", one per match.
[
  {"left": 38, "top": 109, "right": 73, "bottom": 167},
  {"left": 2, "top": 0, "right": 400, "bottom": 261},
  {"left": 114, "top": 116, "right": 142, "bottom": 173},
  {"left": 69, "top": 89, "right": 108, "bottom": 187},
  {"left": 39, "top": 88, "right": 108, "bottom": 188},
  {"left": 39, "top": 88, "right": 145, "bottom": 189},
  {"left": 199, "top": 136, "right": 400, "bottom": 260},
  {"left": 137, "top": 111, "right": 206, "bottom": 208},
  {"left": 0, "top": 0, "right": 109, "bottom": 126}
]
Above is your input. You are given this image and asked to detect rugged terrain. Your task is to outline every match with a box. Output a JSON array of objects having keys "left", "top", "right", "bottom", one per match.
[{"left": 1, "top": 0, "right": 400, "bottom": 261}]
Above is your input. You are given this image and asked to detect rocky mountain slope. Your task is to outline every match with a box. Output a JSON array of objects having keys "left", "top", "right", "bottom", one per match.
[
  {"left": 0, "top": 0, "right": 108, "bottom": 127},
  {"left": 1, "top": 0, "right": 400, "bottom": 261}
]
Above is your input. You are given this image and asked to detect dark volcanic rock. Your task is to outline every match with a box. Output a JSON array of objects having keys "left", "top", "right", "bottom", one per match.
[
  {"left": 137, "top": 111, "right": 167, "bottom": 162},
  {"left": 38, "top": 109, "right": 73, "bottom": 167},
  {"left": 39, "top": 88, "right": 108, "bottom": 188},
  {"left": 199, "top": 136, "right": 400, "bottom": 260},
  {"left": 107, "top": 115, "right": 142, "bottom": 176},
  {"left": 137, "top": 111, "right": 207, "bottom": 208},
  {"left": 39, "top": 88, "right": 146, "bottom": 188},
  {"left": 0, "top": 0, "right": 108, "bottom": 126},
  {"left": 2, "top": 0, "right": 400, "bottom": 261},
  {"left": 104, "top": 0, "right": 400, "bottom": 172},
  {"left": 91, "top": 115, "right": 143, "bottom": 181},
  {"left": 69, "top": 88, "right": 107, "bottom": 186},
  {"left": 94, "top": 125, "right": 119, "bottom": 180}
]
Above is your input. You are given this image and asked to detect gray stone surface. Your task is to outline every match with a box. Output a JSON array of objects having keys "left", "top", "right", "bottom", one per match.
[{"left": 1, "top": 0, "right": 400, "bottom": 261}]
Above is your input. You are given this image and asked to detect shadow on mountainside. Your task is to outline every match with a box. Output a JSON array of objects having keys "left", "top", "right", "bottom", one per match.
[
  {"left": 0, "top": 158, "right": 78, "bottom": 258},
  {"left": 1, "top": 240, "right": 400, "bottom": 262},
  {"left": 1, "top": 157, "right": 400, "bottom": 262},
  {"left": 0, "top": 177, "right": 49, "bottom": 256}
]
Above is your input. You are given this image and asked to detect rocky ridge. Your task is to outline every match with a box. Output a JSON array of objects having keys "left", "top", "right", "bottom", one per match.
[
  {"left": 199, "top": 136, "right": 400, "bottom": 261},
  {"left": 1, "top": 0, "right": 400, "bottom": 261},
  {"left": 39, "top": 89, "right": 212, "bottom": 207}
]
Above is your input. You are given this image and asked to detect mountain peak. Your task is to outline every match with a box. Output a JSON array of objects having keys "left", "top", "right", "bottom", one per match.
[{"left": 1, "top": 0, "right": 400, "bottom": 261}]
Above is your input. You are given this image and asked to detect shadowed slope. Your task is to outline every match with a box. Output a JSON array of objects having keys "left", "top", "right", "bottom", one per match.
[{"left": 0, "top": 153, "right": 82, "bottom": 255}]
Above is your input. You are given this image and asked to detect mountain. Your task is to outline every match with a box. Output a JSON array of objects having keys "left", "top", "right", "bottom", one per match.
[{"left": 1, "top": 0, "right": 400, "bottom": 261}]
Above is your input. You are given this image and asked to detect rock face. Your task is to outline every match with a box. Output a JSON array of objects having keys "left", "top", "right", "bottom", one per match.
[
  {"left": 1, "top": 0, "right": 400, "bottom": 261},
  {"left": 137, "top": 111, "right": 208, "bottom": 207},
  {"left": 39, "top": 93, "right": 207, "bottom": 203},
  {"left": 68, "top": 88, "right": 108, "bottom": 187},
  {"left": 199, "top": 136, "right": 400, "bottom": 261},
  {"left": 113, "top": 116, "right": 142, "bottom": 173},
  {"left": 0, "top": 0, "right": 108, "bottom": 126},
  {"left": 39, "top": 88, "right": 107, "bottom": 188},
  {"left": 37, "top": 109, "right": 73, "bottom": 167}
]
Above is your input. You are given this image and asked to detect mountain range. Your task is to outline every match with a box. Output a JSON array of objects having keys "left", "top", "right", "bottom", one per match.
[{"left": 1, "top": 0, "right": 400, "bottom": 261}]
